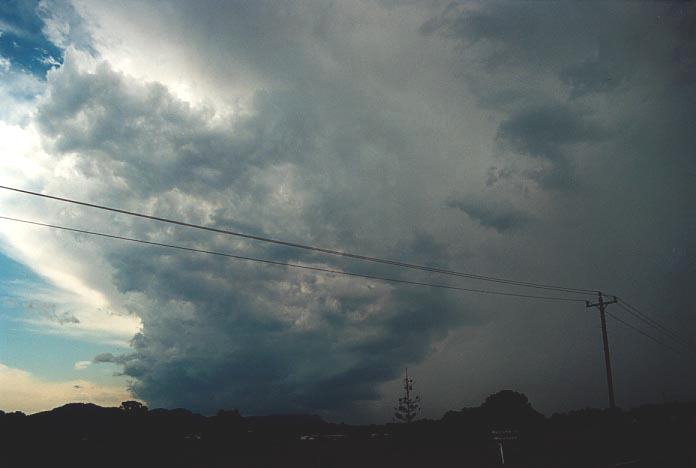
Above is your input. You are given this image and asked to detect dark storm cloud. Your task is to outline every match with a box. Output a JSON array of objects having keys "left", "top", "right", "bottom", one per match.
[
  {"left": 497, "top": 105, "right": 605, "bottom": 161},
  {"left": 116, "top": 285, "right": 465, "bottom": 416},
  {"left": 105, "top": 245, "right": 469, "bottom": 415},
  {"left": 495, "top": 104, "right": 606, "bottom": 189},
  {"left": 412, "top": 0, "right": 696, "bottom": 412},
  {"left": 420, "top": 0, "right": 599, "bottom": 70},
  {"left": 93, "top": 352, "right": 135, "bottom": 365},
  {"left": 558, "top": 3, "right": 696, "bottom": 97},
  {"left": 447, "top": 198, "right": 532, "bottom": 233},
  {"left": 21, "top": 0, "right": 696, "bottom": 421},
  {"left": 36, "top": 60, "right": 319, "bottom": 201},
  {"left": 33, "top": 46, "right": 477, "bottom": 417},
  {"left": 559, "top": 55, "right": 626, "bottom": 99},
  {"left": 423, "top": 1, "right": 696, "bottom": 187}
]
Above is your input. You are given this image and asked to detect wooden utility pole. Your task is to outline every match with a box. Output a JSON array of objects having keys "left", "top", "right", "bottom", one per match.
[{"left": 586, "top": 292, "right": 618, "bottom": 409}]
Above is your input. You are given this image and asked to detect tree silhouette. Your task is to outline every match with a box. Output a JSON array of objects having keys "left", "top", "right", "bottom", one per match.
[
  {"left": 481, "top": 390, "right": 542, "bottom": 427},
  {"left": 394, "top": 368, "right": 421, "bottom": 424},
  {"left": 119, "top": 400, "right": 148, "bottom": 415}
]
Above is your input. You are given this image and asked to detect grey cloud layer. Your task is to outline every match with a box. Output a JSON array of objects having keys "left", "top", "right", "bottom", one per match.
[
  {"left": 34, "top": 32, "right": 476, "bottom": 418},
  {"left": 22, "top": 0, "right": 696, "bottom": 419},
  {"left": 447, "top": 198, "right": 532, "bottom": 233}
]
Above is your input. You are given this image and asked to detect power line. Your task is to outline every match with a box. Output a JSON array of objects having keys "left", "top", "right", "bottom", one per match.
[
  {"left": 616, "top": 300, "right": 696, "bottom": 354},
  {"left": 0, "top": 185, "right": 597, "bottom": 295},
  {"left": 618, "top": 299, "right": 691, "bottom": 345},
  {"left": 606, "top": 311, "right": 692, "bottom": 359},
  {"left": 0, "top": 215, "right": 588, "bottom": 303}
]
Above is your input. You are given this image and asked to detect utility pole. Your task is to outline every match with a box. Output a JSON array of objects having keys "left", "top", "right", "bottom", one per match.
[{"left": 586, "top": 292, "right": 618, "bottom": 409}]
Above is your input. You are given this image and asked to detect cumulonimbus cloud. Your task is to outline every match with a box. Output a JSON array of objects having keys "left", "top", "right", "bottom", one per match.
[{"left": 0, "top": 0, "right": 694, "bottom": 422}]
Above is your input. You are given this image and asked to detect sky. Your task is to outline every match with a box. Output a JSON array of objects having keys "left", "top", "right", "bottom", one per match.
[{"left": 0, "top": 0, "right": 694, "bottom": 423}]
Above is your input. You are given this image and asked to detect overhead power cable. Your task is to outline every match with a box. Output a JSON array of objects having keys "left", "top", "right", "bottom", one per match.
[
  {"left": 0, "top": 185, "right": 597, "bottom": 295},
  {"left": 606, "top": 311, "right": 692, "bottom": 359},
  {"left": 0, "top": 215, "right": 587, "bottom": 303},
  {"left": 616, "top": 300, "right": 696, "bottom": 354}
]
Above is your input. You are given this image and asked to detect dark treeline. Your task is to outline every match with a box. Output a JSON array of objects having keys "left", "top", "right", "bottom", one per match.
[{"left": 2, "top": 391, "right": 694, "bottom": 467}]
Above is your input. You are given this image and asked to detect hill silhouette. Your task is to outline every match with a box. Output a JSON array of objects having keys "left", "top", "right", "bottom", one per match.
[{"left": 1, "top": 391, "right": 694, "bottom": 467}]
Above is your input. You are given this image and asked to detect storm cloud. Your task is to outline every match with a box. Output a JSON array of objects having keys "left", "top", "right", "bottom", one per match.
[
  {"left": 447, "top": 198, "right": 532, "bottom": 233},
  {"left": 0, "top": 0, "right": 694, "bottom": 422}
]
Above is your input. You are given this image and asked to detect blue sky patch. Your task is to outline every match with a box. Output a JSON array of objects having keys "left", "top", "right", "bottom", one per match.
[
  {"left": 0, "top": 252, "right": 127, "bottom": 383},
  {"left": 0, "top": 0, "right": 63, "bottom": 77}
]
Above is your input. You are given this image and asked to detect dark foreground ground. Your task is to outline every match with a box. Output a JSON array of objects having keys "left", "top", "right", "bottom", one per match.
[
  {"left": 3, "top": 436, "right": 694, "bottom": 468},
  {"left": 2, "top": 392, "right": 694, "bottom": 467}
]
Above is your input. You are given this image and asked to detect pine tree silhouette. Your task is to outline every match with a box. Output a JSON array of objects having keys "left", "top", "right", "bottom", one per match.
[{"left": 394, "top": 368, "right": 421, "bottom": 423}]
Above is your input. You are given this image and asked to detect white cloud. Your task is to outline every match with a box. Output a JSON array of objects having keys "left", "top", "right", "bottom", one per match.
[
  {"left": 0, "top": 118, "right": 141, "bottom": 347},
  {"left": 0, "top": 55, "right": 10, "bottom": 73},
  {"left": 74, "top": 360, "right": 91, "bottom": 370}
]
